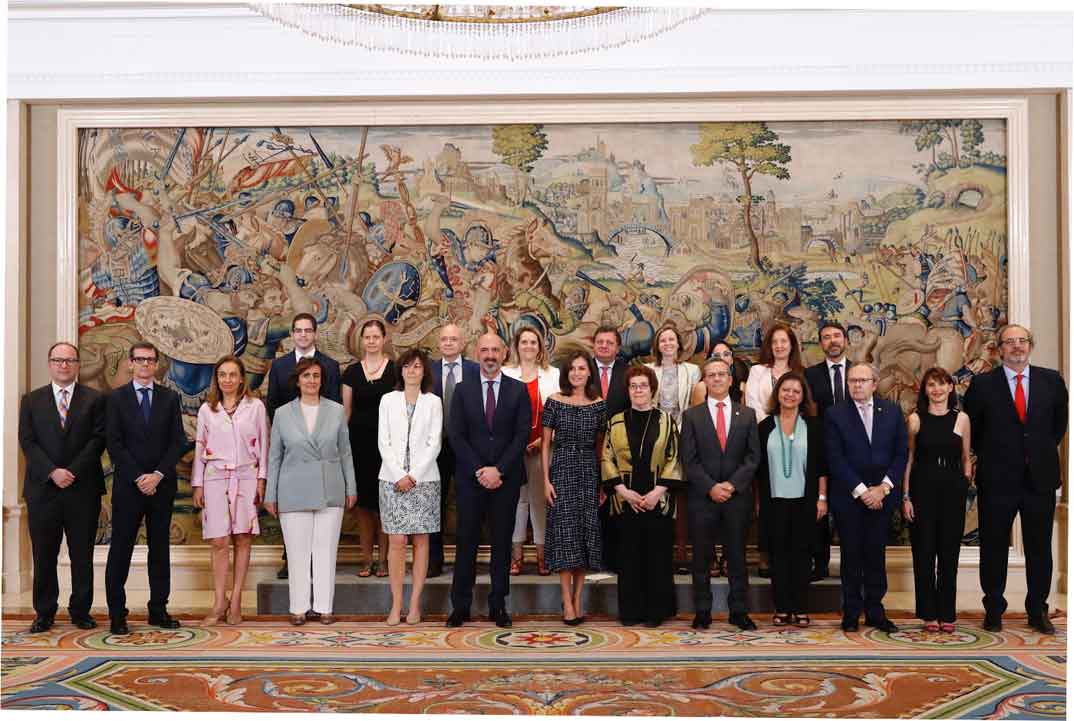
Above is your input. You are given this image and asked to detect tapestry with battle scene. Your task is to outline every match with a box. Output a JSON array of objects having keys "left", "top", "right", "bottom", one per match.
[{"left": 76, "top": 119, "right": 1008, "bottom": 546}]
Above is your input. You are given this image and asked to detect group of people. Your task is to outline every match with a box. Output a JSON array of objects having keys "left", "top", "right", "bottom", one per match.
[{"left": 19, "top": 315, "right": 1066, "bottom": 636}]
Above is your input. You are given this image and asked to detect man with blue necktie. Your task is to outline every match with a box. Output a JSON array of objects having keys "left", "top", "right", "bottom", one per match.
[{"left": 104, "top": 342, "right": 187, "bottom": 635}]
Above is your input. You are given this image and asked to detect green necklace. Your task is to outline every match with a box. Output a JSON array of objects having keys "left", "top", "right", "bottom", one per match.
[{"left": 779, "top": 414, "right": 798, "bottom": 479}]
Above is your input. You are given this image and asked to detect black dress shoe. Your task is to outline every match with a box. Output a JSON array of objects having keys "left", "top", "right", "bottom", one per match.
[
  {"left": 982, "top": 614, "right": 1003, "bottom": 632},
  {"left": 841, "top": 616, "right": 859, "bottom": 632},
  {"left": 691, "top": 612, "right": 712, "bottom": 630},
  {"left": 1028, "top": 615, "right": 1056, "bottom": 635},
  {"left": 563, "top": 616, "right": 584, "bottom": 627},
  {"left": 110, "top": 619, "right": 130, "bottom": 635},
  {"left": 810, "top": 568, "right": 828, "bottom": 582},
  {"left": 490, "top": 609, "right": 513, "bottom": 628},
  {"left": 276, "top": 564, "right": 288, "bottom": 580},
  {"left": 446, "top": 609, "right": 470, "bottom": 628},
  {"left": 29, "top": 616, "right": 54, "bottom": 634},
  {"left": 71, "top": 616, "right": 98, "bottom": 630},
  {"left": 643, "top": 619, "right": 662, "bottom": 628},
  {"left": 620, "top": 618, "right": 641, "bottom": 627},
  {"left": 728, "top": 612, "right": 757, "bottom": 631},
  {"left": 147, "top": 612, "right": 181, "bottom": 629},
  {"left": 865, "top": 617, "right": 898, "bottom": 633},
  {"left": 427, "top": 562, "right": 443, "bottom": 578}
]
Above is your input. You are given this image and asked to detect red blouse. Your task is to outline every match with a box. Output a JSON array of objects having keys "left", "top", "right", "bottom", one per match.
[{"left": 526, "top": 377, "right": 542, "bottom": 444}]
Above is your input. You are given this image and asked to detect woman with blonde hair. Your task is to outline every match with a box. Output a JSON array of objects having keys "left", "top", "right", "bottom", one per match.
[
  {"left": 192, "top": 355, "right": 269, "bottom": 626},
  {"left": 502, "top": 326, "right": 560, "bottom": 575}
]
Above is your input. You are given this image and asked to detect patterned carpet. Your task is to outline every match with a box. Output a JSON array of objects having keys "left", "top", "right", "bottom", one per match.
[{"left": 0, "top": 614, "right": 1064, "bottom": 717}]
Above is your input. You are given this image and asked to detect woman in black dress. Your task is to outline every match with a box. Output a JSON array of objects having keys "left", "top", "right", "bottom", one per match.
[
  {"left": 342, "top": 319, "right": 395, "bottom": 577},
  {"left": 902, "top": 367, "right": 972, "bottom": 633},
  {"left": 601, "top": 365, "right": 682, "bottom": 627},
  {"left": 541, "top": 350, "right": 606, "bottom": 625}
]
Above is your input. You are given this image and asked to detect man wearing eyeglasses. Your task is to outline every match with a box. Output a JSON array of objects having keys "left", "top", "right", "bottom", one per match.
[
  {"left": 265, "top": 313, "right": 342, "bottom": 579},
  {"left": 104, "top": 342, "right": 187, "bottom": 635},
  {"left": 18, "top": 343, "right": 106, "bottom": 633},
  {"left": 963, "top": 324, "right": 1068, "bottom": 634},
  {"left": 825, "top": 363, "right": 907, "bottom": 633}
]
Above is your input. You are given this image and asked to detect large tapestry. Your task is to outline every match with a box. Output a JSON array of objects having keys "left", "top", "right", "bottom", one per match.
[{"left": 76, "top": 119, "right": 1008, "bottom": 545}]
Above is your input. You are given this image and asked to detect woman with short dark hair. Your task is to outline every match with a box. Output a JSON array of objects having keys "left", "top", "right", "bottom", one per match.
[
  {"left": 377, "top": 348, "right": 441, "bottom": 625},
  {"left": 902, "top": 367, "right": 972, "bottom": 633},
  {"left": 602, "top": 364, "right": 682, "bottom": 627}
]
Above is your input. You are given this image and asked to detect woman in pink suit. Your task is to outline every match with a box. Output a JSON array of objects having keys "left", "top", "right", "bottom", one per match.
[{"left": 192, "top": 356, "right": 269, "bottom": 626}]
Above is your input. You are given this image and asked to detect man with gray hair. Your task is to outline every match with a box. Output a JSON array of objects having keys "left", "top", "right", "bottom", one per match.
[
  {"left": 825, "top": 362, "right": 908, "bottom": 633},
  {"left": 963, "top": 324, "right": 1067, "bottom": 634}
]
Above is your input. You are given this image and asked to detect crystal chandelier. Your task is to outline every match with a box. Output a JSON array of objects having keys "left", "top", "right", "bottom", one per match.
[{"left": 249, "top": 4, "right": 711, "bottom": 61}]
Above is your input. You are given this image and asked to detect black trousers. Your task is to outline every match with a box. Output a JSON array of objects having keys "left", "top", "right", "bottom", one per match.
[
  {"left": 689, "top": 491, "right": 750, "bottom": 615},
  {"left": 813, "top": 511, "right": 832, "bottom": 573},
  {"left": 832, "top": 501, "right": 890, "bottom": 621},
  {"left": 978, "top": 481, "right": 1056, "bottom": 619},
  {"left": 450, "top": 477, "right": 521, "bottom": 613},
  {"left": 767, "top": 497, "right": 813, "bottom": 614},
  {"left": 27, "top": 493, "right": 101, "bottom": 619},
  {"left": 105, "top": 482, "right": 175, "bottom": 619},
  {"left": 909, "top": 474, "right": 967, "bottom": 622},
  {"left": 616, "top": 507, "right": 675, "bottom": 623},
  {"left": 429, "top": 443, "right": 456, "bottom": 569}
]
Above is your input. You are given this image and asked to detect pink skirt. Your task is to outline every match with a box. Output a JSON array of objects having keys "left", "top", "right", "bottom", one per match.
[{"left": 200, "top": 466, "right": 261, "bottom": 539}]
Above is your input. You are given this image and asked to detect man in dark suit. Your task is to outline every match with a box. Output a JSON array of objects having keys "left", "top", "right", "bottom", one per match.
[
  {"left": 446, "top": 332, "right": 531, "bottom": 628},
  {"left": 804, "top": 320, "right": 851, "bottom": 581},
  {"left": 680, "top": 358, "right": 761, "bottom": 630},
  {"left": 963, "top": 324, "right": 1068, "bottom": 634},
  {"left": 18, "top": 342, "right": 106, "bottom": 632},
  {"left": 589, "top": 325, "right": 629, "bottom": 569},
  {"left": 104, "top": 342, "right": 187, "bottom": 635},
  {"left": 265, "top": 312, "right": 342, "bottom": 578},
  {"left": 428, "top": 323, "right": 481, "bottom": 577},
  {"left": 825, "top": 363, "right": 907, "bottom": 633}
]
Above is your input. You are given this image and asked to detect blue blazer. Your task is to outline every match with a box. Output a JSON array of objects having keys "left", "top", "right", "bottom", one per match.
[
  {"left": 265, "top": 350, "right": 342, "bottom": 422},
  {"left": 106, "top": 383, "right": 187, "bottom": 493},
  {"left": 824, "top": 395, "right": 908, "bottom": 513},
  {"left": 430, "top": 357, "right": 481, "bottom": 399},
  {"left": 448, "top": 373, "right": 531, "bottom": 488}
]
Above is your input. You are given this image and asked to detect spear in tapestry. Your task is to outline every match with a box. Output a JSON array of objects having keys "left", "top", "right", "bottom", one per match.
[{"left": 341, "top": 126, "right": 371, "bottom": 278}]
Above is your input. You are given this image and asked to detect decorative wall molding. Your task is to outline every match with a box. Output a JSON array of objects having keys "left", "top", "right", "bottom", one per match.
[{"left": 8, "top": 4, "right": 1072, "bottom": 99}]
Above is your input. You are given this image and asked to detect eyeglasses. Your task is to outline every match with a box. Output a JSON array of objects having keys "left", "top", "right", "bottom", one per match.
[
  {"left": 293, "top": 328, "right": 315, "bottom": 335},
  {"left": 131, "top": 357, "right": 158, "bottom": 365},
  {"left": 847, "top": 377, "right": 874, "bottom": 384},
  {"left": 627, "top": 383, "right": 650, "bottom": 391},
  {"left": 49, "top": 357, "right": 79, "bottom": 366},
  {"left": 1001, "top": 337, "right": 1030, "bottom": 346}
]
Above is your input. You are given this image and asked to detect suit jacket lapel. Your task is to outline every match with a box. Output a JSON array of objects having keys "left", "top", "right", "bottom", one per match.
[
  {"left": 1026, "top": 365, "right": 1041, "bottom": 424},
  {"left": 996, "top": 366, "right": 1021, "bottom": 425}
]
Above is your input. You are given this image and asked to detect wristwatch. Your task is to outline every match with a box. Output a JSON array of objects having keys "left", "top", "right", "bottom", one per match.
[
  {"left": 817, "top": 494, "right": 827, "bottom": 501},
  {"left": 882, "top": 484, "right": 891, "bottom": 496}
]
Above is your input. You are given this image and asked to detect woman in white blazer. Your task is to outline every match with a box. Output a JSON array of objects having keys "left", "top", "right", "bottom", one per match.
[
  {"left": 502, "top": 326, "right": 560, "bottom": 576},
  {"left": 643, "top": 323, "right": 701, "bottom": 573},
  {"left": 377, "top": 348, "right": 442, "bottom": 625}
]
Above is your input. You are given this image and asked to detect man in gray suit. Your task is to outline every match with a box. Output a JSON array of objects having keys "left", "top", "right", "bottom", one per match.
[{"left": 680, "top": 358, "right": 761, "bottom": 630}]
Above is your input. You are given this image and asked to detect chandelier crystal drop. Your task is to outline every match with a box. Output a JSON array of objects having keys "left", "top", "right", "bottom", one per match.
[{"left": 249, "top": 4, "right": 711, "bottom": 62}]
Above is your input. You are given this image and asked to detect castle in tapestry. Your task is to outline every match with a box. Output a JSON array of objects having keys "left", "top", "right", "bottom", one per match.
[{"left": 76, "top": 119, "right": 1008, "bottom": 544}]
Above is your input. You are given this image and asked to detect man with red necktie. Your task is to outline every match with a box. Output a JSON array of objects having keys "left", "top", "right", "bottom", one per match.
[
  {"left": 680, "top": 358, "right": 760, "bottom": 630},
  {"left": 963, "top": 324, "right": 1068, "bottom": 635}
]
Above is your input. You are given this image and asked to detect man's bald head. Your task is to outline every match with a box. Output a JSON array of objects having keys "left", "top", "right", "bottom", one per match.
[{"left": 438, "top": 323, "right": 465, "bottom": 361}]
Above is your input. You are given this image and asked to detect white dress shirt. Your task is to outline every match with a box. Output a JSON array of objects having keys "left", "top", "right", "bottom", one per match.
[
  {"left": 480, "top": 372, "right": 503, "bottom": 404},
  {"left": 295, "top": 348, "right": 316, "bottom": 363},
  {"left": 706, "top": 394, "right": 733, "bottom": 435},
  {"left": 827, "top": 358, "right": 848, "bottom": 397}
]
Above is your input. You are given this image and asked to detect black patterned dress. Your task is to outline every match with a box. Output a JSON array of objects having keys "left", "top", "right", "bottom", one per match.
[{"left": 542, "top": 397, "right": 607, "bottom": 572}]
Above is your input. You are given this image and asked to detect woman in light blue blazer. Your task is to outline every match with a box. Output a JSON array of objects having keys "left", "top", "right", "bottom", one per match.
[{"left": 266, "top": 357, "right": 356, "bottom": 626}]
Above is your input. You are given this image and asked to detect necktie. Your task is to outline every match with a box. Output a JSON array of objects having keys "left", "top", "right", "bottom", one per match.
[
  {"left": 715, "top": 401, "right": 727, "bottom": 451},
  {"left": 1015, "top": 373, "right": 1027, "bottom": 423},
  {"left": 485, "top": 381, "right": 496, "bottom": 430},
  {"left": 443, "top": 362, "right": 458, "bottom": 429},
  {"left": 138, "top": 387, "right": 151, "bottom": 424},
  {"left": 58, "top": 388, "right": 69, "bottom": 429},
  {"left": 832, "top": 364, "right": 844, "bottom": 404},
  {"left": 600, "top": 365, "right": 610, "bottom": 398},
  {"left": 859, "top": 403, "right": 872, "bottom": 442}
]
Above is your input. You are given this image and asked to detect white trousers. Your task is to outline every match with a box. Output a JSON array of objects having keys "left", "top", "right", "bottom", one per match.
[
  {"left": 512, "top": 452, "right": 547, "bottom": 545},
  {"left": 280, "top": 506, "right": 344, "bottom": 615}
]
